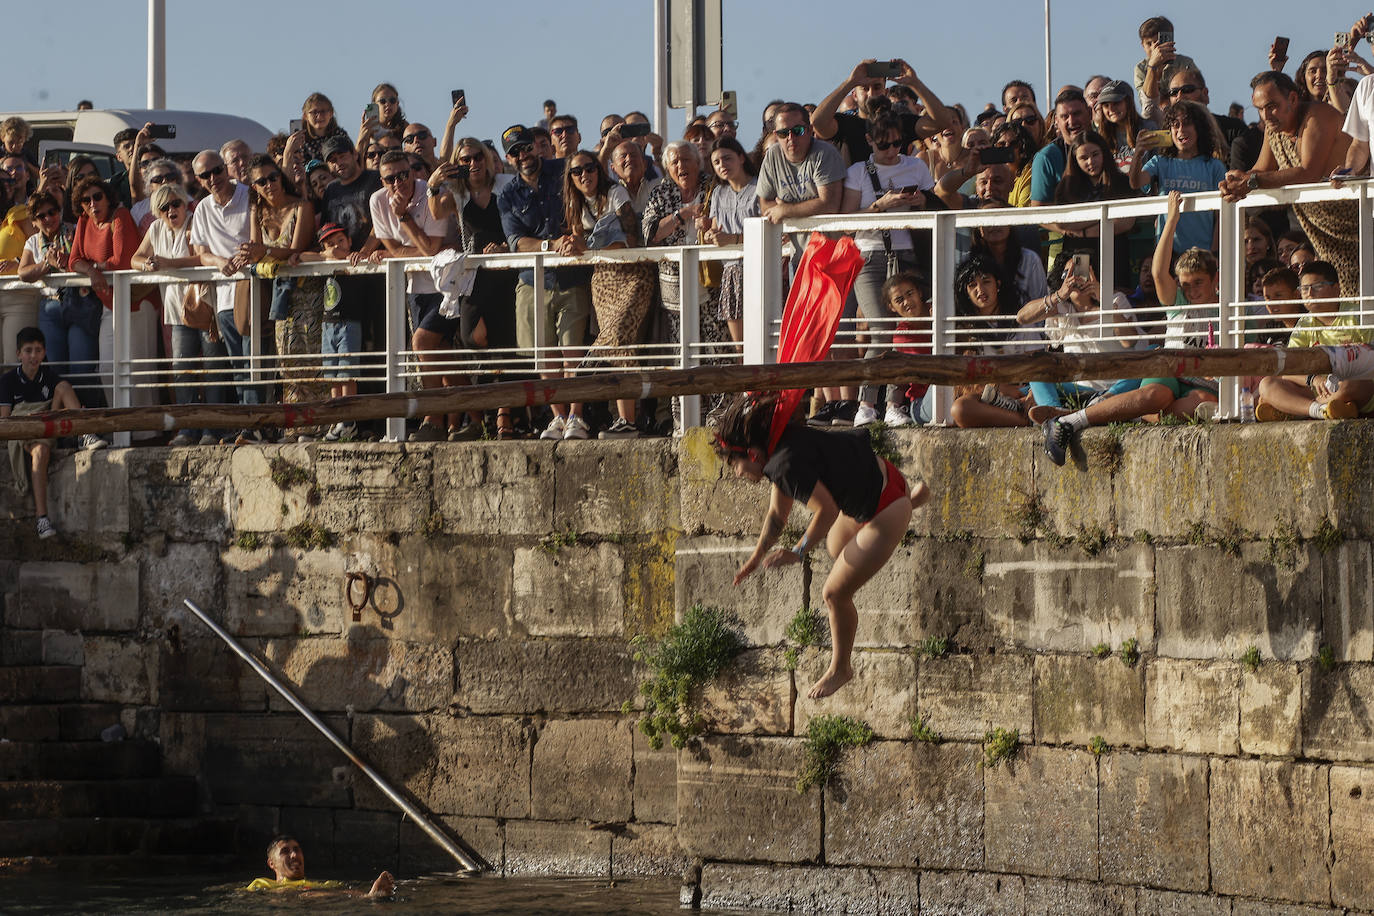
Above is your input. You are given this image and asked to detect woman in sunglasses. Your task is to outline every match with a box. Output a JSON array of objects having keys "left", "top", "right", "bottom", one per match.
[
  {"left": 241, "top": 154, "right": 327, "bottom": 439},
  {"left": 17, "top": 191, "right": 90, "bottom": 384},
  {"left": 132, "top": 183, "right": 226, "bottom": 446}
]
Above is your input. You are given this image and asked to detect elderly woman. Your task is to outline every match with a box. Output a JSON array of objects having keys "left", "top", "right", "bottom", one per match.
[
  {"left": 643, "top": 140, "right": 726, "bottom": 432},
  {"left": 131, "top": 183, "right": 226, "bottom": 446},
  {"left": 241, "top": 154, "right": 327, "bottom": 440}
]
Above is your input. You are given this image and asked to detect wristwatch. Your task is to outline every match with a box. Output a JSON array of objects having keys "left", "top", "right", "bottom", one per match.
[
  {"left": 540, "top": 239, "right": 551, "bottom": 252},
  {"left": 1246, "top": 172, "right": 1261, "bottom": 191}
]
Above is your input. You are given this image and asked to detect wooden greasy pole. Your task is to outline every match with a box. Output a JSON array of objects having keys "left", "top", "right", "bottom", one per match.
[{"left": 0, "top": 347, "right": 1338, "bottom": 441}]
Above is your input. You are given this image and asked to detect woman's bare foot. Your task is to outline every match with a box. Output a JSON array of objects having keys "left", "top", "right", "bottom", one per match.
[{"left": 808, "top": 666, "right": 854, "bottom": 699}]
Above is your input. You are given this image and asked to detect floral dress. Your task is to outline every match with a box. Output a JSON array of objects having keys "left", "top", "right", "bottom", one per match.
[{"left": 265, "top": 206, "right": 329, "bottom": 415}]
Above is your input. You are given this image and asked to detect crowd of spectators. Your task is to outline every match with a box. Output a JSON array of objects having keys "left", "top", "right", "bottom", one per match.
[{"left": 3, "top": 14, "right": 1374, "bottom": 452}]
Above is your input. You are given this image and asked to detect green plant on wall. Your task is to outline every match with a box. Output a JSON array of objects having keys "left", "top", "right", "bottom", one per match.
[
  {"left": 910, "top": 715, "right": 942, "bottom": 744},
  {"left": 783, "top": 605, "right": 826, "bottom": 672},
  {"left": 624, "top": 603, "right": 746, "bottom": 750},
  {"left": 796, "top": 715, "right": 874, "bottom": 793},
  {"left": 982, "top": 727, "right": 1019, "bottom": 769}
]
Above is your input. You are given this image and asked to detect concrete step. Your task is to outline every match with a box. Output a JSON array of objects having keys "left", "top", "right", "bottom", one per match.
[
  {"left": 0, "top": 704, "right": 126, "bottom": 742},
  {"left": 0, "top": 666, "right": 81, "bottom": 703},
  {"left": 0, "top": 816, "right": 238, "bottom": 858},
  {"left": 0, "top": 741, "right": 160, "bottom": 781},
  {"left": 0, "top": 777, "right": 198, "bottom": 819}
]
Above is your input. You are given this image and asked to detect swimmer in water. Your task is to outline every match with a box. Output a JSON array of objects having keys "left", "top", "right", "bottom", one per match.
[
  {"left": 716, "top": 392, "right": 930, "bottom": 699},
  {"left": 245, "top": 834, "right": 394, "bottom": 898}
]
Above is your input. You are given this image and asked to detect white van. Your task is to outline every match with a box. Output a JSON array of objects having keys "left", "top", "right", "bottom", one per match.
[{"left": 6, "top": 108, "right": 275, "bottom": 178}]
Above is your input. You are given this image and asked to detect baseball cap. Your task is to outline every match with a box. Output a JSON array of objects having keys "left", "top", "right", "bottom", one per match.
[
  {"left": 321, "top": 136, "right": 353, "bottom": 159},
  {"left": 1096, "top": 80, "right": 1131, "bottom": 104},
  {"left": 317, "top": 222, "right": 346, "bottom": 244},
  {"left": 501, "top": 125, "right": 535, "bottom": 155}
]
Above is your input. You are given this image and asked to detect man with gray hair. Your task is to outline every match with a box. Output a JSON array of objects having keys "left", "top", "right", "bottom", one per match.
[{"left": 220, "top": 138, "right": 252, "bottom": 183}]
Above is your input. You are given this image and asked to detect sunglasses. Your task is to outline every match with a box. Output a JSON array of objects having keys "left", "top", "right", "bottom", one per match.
[
  {"left": 252, "top": 173, "right": 282, "bottom": 187},
  {"left": 1009, "top": 116, "right": 1040, "bottom": 126},
  {"left": 196, "top": 164, "right": 225, "bottom": 180},
  {"left": 403, "top": 131, "right": 430, "bottom": 143},
  {"left": 508, "top": 144, "right": 533, "bottom": 157},
  {"left": 551, "top": 126, "right": 577, "bottom": 135},
  {"left": 380, "top": 170, "right": 410, "bottom": 184},
  {"left": 158, "top": 200, "right": 185, "bottom": 213},
  {"left": 1168, "top": 84, "right": 1200, "bottom": 97},
  {"left": 456, "top": 154, "right": 482, "bottom": 164},
  {"left": 376, "top": 96, "right": 398, "bottom": 105},
  {"left": 567, "top": 163, "right": 597, "bottom": 177},
  {"left": 871, "top": 139, "right": 900, "bottom": 151},
  {"left": 34, "top": 208, "right": 60, "bottom": 220},
  {"left": 365, "top": 149, "right": 381, "bottom": 159},
  {"left": 773, "top": 125, "right": 807, "bottom": 138},
  {"left": 79, "top": 192, "right": 105, "bottom": 205},
  {"left": 149, "top": 173, "right": 178, "bottom": 185},
  {"left": 709, "top": 120, "right": 737, "bottom": 131}
]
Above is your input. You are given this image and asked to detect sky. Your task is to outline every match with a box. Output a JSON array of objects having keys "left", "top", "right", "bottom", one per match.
[{"left": 3, "top": 2, "right": 1361, "bottom": 149}]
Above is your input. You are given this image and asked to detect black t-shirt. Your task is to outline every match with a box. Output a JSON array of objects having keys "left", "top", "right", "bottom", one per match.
[
  {"left": 462, "top": 193, "right": 506, "bottom": 253},
  {"left": 0, "top": 364, "right": 63, "bottom": 408},
  {"left": 763, "top": 425, "right": 884, "bottom": 521},
  {"left": 322, "top": 170, "right": 384, "bottom": 251},
  {"left": 821, "top": 111, "right": 922, "bottom": 166}
]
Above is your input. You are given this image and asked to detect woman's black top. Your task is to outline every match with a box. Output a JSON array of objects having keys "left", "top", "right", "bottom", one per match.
[{"left": 762, "top": 425, "right": 884, "bottom": 522}]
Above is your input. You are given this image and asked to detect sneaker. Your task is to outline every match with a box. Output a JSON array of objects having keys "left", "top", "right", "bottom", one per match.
[
  {"left": 1192, "top": 402, "right": 1218, "bottom": 422},
  {"left": 1321, "top": 399, "right": 1359, "bottom": 420},
  {"left": 168, "top": 433, "right": 195, "bottom": 448},
  {"left": 293, "top": 433, "right": 318, "bottom": 443},
  {"left": 448, "top": 421, "right": 483, "bottom": 442},
  {"left": 563, "top": 415, "right": 591, "bottom": 440},
  {"left": 1254, "top": 400, "right": 1285, "bottom": 422},
  {"left": 324, "top": 421, "right": 357, "bottom": 442},
  {"left": 830, "top": 400, "right": 859, "bottom": 427},
  {"left": 884, "top": 405, "right": 913, "bottom": 427},
  {"left": 409, "top": 421, "right": 445, "bottom": 443},
  {"left": 1043, "top": 418, "right": 1075, "bottom": 467},
  {"left": 80, "top": 434, "right": 108, "bottom": 451},
  {"left": 807, "top": 401, "right": 838, "bottom": 427},
  {"left": 852, "top": 403, "right": 880, "bottom": 427},
  {"left": 599, "top": 417, "right": 640, "bottom": 440},
  {"left": 233, "top": 428, "right": 265, "bottom": 447},
  {"left": 36, "top": 516, "right": 56, "bottom": 540},
  {"left": 198, "top": 433, "right": 220, "bottom": 446},
  {"left": 981, "top": 384, "right": 1022, "bottom": 414},
  {"left": 540, "top": 415, "right": 567, "bottom": 440}
]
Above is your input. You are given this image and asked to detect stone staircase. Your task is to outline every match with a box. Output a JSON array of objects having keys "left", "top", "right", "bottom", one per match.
[{"left": 0, "top": 653, "right": 238, "bottom": 868}]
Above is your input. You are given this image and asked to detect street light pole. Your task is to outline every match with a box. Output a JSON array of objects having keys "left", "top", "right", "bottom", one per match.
[
  {"left": 1044, "top": 0, "right": 1052, "bottom": 106},
  {"left": 147, "top": 0, "right": 165, "bottom": 109}
]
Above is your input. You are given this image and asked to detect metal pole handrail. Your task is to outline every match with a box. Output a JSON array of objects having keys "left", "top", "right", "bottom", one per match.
[{"left": 180, "top": 599, "right": 482, "bottom": 874}]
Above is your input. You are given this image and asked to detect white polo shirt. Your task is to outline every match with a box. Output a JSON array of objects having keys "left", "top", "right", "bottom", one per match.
[
  {"left": 1342, "top": 74, "right": 1374, "bottom": 175},
  {"left": 188, "top": 181, "right": 251, "bottom": 313},
  {"left": 370, "top": 178, "right": 448, "bottom": 295}
]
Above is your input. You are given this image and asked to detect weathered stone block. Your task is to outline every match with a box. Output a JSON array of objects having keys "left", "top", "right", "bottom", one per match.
[
  {"left": 48, "top": 447, "right": 129, "bottom": 534},
  {"left": 82, "top": 636, "right": 157, "bottom": 704},
  {"left": 399, "top": 816, "right": 503, "bottom": 874},
  {"left": 795, "top": 649, "right": 914, "bottom": 740},
  {"left": 352, "top": 714, "right": 531, "bottom": 819},
  {"left": 552, "top": 441, "right": 678, "bottom": 535},
  {"left": 1145, "top": 659, "right": 1239, "bottom": 755},
  {"left": 918, "top": 869, "right": 1025, "bottom": 916},
  {"left": 531, "top": 718, "right": 632, "bottom": 822},
  {"left": 1155, "top": 544, "right": 1321, "bottom": 661},
  {"left": 825, "top": 740, "right": 982, "bottom": 870},
  {"left": 1230, "top": 900, "right": 1340, "bottom": 916},
  {"left": 1321, "top": 540, "right": 1374, "bottom": 662},
  {"left": 699, "top": 648, "right": 792, "bottom": 735},
  {"left": 305, "top": 445, "right": 433, "bottom": 533},
  {"left": 504, "top": 820, "right": 610, "bottom": 876},
  {"left": 1240, "top": 663, "right": 1302, "bottom": 756},
  {"left": 1303, "top": 665, "right": 1374, "bottom": 762},
  {"left": 1034, "top": 424, "right": 1118, "bottom": 533},
  {"left": 984, "top": 745, "right": 1098, "bottom": 880},
  {"left": 1099, "top": 752, "right": 1209, "bottom": 891},
  {"left": 610, "top": 823, "right": 690, "bottom": 877},
  {"left": 899, "top": 537, "right": 989, "bottom": 647},
  {"left": 677, "top": 428, "right": 776, "bottom": 537},
  {"left": 512, "top": 543, "right": 624, "bottom": 637},
  {"left": 433, "top": 443, "right": 554, "bottom": 536},
  {"left": 1210, "top": 758, "right": 1331, "bottom": 904},
  {"left": 454, "top": 638, "right": 634, "bottom": 714},
  {"left": 12, "top": 562, "right": 139, "bottom": 630},
  {"left": 1331, "top": 765, "right": 1374, "bottom": 908},
  {"left": 1024, "top": 877, "right": 1137, "bottom": 915},
  {"left": 332, "top": 809, "right": 401, "bottom": 872},
  {"left": 632, "top": 730, "right": 677, "bottom": 824},
  {"left": 1033, "top": 654, "right": 1145, "bottom": 747},
  {"left": 699, "top": 862, "right": 919, "bottom": 915},
  {"left": 673, "top": 535, "right": 803, "bottom": 646},
  {"left": 1326, "top": 421, "right": 1374, "bottom": 540},
  {"left": 41, "top": 629, "right": 83, "bottom": 666},
  {"left": 918, "top": 653, "right": 1032, "bottom": 741},
  {"left": 201, "top": 713, "right": 352, "bottom": 808},
  {"left": 1135, "top": 888, "right": 1230, "bottom": 915},
  {"left": 907, "top": 428, "right": 1033, "bottom": 540},
  {"left": 983, "top": 542, "right": 1156, "bottom": 653},
  {"left": 140, "top": 541, "right": 224, "bottom": 629},
  {"left": 263, "top": 634, "right": 453, "bottom": 713},
  {"left": 222, "top": 545, "right": 345, "bottom": 637},
  {"left": 158, "top": 637, "right": 269, "bottom": 711},
  {"left": 128, "top": 449, "right": 233, "bottom": 541},
  {"left": 678, "top": 736, "right": 820, "bottom": 863}
]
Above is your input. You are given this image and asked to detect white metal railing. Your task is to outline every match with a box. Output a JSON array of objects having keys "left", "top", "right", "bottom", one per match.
[{"left": 3, "top": 180, "right": 1368, "bottom": 442}]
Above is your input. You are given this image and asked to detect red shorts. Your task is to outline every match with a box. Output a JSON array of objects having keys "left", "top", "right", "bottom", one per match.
[{"left": 870, "top": 459, "right": 907, "bottom": 520}]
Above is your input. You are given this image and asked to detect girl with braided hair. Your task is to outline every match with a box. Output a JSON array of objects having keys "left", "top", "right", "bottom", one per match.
[{"left": 715, "top": 392, "right": 930, "bottom": 698}]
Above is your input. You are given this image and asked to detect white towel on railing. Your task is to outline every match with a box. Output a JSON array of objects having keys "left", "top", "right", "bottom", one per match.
[{"left": 429, "top": 249, "right": 476, "bottom": 318}]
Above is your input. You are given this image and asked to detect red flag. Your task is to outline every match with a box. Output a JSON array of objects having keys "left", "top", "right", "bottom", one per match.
[{"left": 766, "top": 232, "right": 864, "bottom": 453}]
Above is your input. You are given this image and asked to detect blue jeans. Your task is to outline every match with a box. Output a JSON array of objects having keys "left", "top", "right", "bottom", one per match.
[
  {"left": 1029, "top": 378, "right": 1142, "bottom": 409},
  {"left": 216, "top": 309, "right": 262, "bottom": 406},
  {"left": 38, "top": 295, "right": 99, "bottom": 403},
  {"left": 171, "top": 324, "right": 229, "bottom": 438},
  {"left": 855, "top": 250, "right": 919, "bottom": 407}
]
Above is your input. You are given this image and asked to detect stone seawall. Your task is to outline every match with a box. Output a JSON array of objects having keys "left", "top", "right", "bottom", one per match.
[{"left": 3, "top": 423, "right": 1374, "bottom": 913}]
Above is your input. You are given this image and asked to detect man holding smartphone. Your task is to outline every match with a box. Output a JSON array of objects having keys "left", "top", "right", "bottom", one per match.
[
  {"left": 810, "top": 59, "right": 953, "bottom": 165},
  {"left": 1133, "top": 16, "right": 1196, "bottom": 121}
]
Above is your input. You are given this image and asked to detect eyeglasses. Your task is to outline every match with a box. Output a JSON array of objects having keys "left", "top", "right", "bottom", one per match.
[
  {"left": 196, "top": 164, "right": 225, "bottom": 180},
  {"left": 1298, "top": 281, "right": 1336, "bottom": 292},
  {"left": 376, "top": 96, "right": 398, "bottom": 105},
  {"left": 403, "top": 131, "right": 430, "bottom": 143},
  {"left": 508, "top": 144, "right": 533, "bottom": 157},
  {"left": 33, "top": 208, "right": 59, "bottom": 220},
  {"left": 708, "top": 120, "right": 737, "bottom": 131},
  {"left": 305, "top": 108, "right": 331, "bottom": 118},
  {"left": 79, "top": 192, "right": 105, "bottom": 205},
  {"left": 158, "top": 200, "right": 185, "bottom": 213},
  {"left": 149, "top": 173, "right": 178, "bottom": 185},
  {"left": 871, "top": 139, "right": 900, "bottom": 151},
  {"left": 567, "top": 163, "right": 597, "bottom": 177},
  {"left": 252, "top": 173, "right": 282, "bottom": 187},
  {"left": 773, "top": 125, "right": 807, "bottom": 138},
  {"left": 1168, "top": 85, "right": 1200, "bottom": 97},
  {"left": 380, "top": 170, "right": 410, "bottom": 184},
  {"left": 456, "top": 154, "right": 482, "bottom": 164}
]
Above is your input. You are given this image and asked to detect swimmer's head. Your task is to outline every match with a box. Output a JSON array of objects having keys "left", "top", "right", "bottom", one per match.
[
  {"left": 713, "top": 392, "right": 785, "bottom": 473},
  {"left": 267, "top": 835, "right": 305, "bottom": 881}
]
